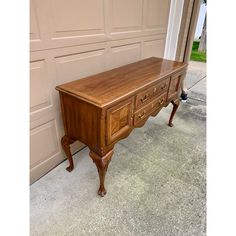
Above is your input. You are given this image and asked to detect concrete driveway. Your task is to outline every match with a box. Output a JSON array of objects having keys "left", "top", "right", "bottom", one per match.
[{"left": 187, "top": 61, "right": 206, "bottom": 102}]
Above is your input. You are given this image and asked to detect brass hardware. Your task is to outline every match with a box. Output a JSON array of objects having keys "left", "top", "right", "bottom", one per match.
[
  {"left": 140, "top": 94, "right": 149, "bottom": 103},
  {"left": 161, "top": 84, "right": 167, "bottom": 90},
  {"left": 159, "top": 98, "right": 164, "bottom": 105},
  {"left": 153, "top": 87, "right": 157, "bottom": 93},
  {"left": 138, "top": 110, "right": 146, "bottom": 119}
]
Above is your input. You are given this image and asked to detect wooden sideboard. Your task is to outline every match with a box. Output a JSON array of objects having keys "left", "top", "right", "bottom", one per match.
[{"left": 56, "top": 57, "right": 187, "bottom": 196}]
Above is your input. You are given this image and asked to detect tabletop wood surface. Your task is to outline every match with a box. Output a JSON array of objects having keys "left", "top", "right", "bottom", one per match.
[{"left": 56, "top": 57, "right": 187, "bottom": 107}]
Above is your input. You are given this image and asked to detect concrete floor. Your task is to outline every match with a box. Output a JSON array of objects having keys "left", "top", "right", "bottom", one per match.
[{"left": 30, "top": 61, "right": 206, "bottom": 236}]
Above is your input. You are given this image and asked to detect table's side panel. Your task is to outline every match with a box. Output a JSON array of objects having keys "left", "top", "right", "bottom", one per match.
[
  {"left": 167, "top": 70, "right": 187, "bottom": 102},
  {"left": 60, "top": 92, "right": 103, "bottom": 154},
  {"left": 106, "top": 97, "right": 134, "bottom": 146}
]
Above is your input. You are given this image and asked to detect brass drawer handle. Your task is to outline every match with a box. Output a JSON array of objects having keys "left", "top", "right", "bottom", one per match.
[
  {"left": 153, "top": 87, "right": 157, "bottom": 93},
  {"left": 138, "top": 110, "right": 146, "bottom": 119},
  {"left": 140, "top": 94, "right": 149, "bottom": 103},
  {"left": 161, "top": 84, "right": 167, "bottom": 90},
  {"left": 159, "top": 98, "right": 164, "bottom": 105}
]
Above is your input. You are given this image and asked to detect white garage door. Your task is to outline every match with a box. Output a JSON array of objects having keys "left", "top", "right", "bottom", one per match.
[{"left": 30, "top": 0, "right": 171, "bottom": 183}]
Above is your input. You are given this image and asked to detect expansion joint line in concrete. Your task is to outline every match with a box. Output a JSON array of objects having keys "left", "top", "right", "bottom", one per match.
[
  {"left": 188, "top": 97, "right": 206, "bottom": 103},
  {"left": 188, "top": 75, "right": 206, "bottom": 90}
]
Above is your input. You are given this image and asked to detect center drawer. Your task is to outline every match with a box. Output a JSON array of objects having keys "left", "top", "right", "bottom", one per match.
[
  {"left": 134, "top": 92, "right": 167, "bottom": 125},
  {"left": 135, "top": 77, "right": 170, "bottom": 110}
]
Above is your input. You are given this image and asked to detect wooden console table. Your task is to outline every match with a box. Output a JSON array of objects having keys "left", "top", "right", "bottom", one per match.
[{"left": 56, "top": 57, "right": 187, "bottom": 196}]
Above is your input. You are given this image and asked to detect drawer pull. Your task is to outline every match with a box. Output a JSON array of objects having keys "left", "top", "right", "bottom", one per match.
[
  {"left": 138, "top": 111, "right": 146, "bottom": 119},
  {"left": 159, "top": 98, "right": 164, "bottom": 105},
  {"left": 161, "top": 84, "right": 167, "bottom": 90},
  {"left": 153, "top": 87, "right": 157, "bottom": 93},
  {"left": 140, "top": 94, "right": 149, "bottom": 103}
]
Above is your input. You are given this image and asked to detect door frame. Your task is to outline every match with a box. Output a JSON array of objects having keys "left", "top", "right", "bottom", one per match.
[
  {"left": 164, "top": 0, "right": 202, "bottom": 94},
  {"left": 175, "top": 0, "right": 202, "bottom": 63},
  {"left": 164, "top": 0, "right": 184, "bottom": 60}
]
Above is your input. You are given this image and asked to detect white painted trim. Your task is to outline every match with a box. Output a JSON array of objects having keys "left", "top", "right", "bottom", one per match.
[{"left": 164, "top": 0, "right": 184, "bottom": 60}]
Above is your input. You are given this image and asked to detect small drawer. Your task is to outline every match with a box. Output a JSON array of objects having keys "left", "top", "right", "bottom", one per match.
[
  {"left": 135, "top": 87, "right": 154, "bottom": 109},
  {"left": 153, "top": 78, "right": 170, "bottom": 97},
  {"left": 134, "top": 103, "right": 153, "bottom": 125},
  {"left": 151, "top": 92, "right": 167, "bottom": 110},
  {"left": 134, "top": 93, "right": 167, "bottom": 125},
  {"left": 135, "top": 77, "right": 170, "bottom": 110}
]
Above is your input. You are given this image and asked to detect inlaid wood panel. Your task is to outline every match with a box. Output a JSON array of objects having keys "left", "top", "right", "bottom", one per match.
[
  {"left": 107, "top": 98, "right": 134, "bottom": 145},
  {"left": 30, "top": 60, "right": 51, "bottom": 113}
]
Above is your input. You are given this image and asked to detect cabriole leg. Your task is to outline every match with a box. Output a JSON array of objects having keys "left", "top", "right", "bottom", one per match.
[
  {"left": 61, "top": 135, "right": 75, "bottom": 172},
  {"left": 89, "top": 149, "right": 114, "bottom": 197},
  {"left": 168, "top": 99, "right": 180, "bottom": 127}
]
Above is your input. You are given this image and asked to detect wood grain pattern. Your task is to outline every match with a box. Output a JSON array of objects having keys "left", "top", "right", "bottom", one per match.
[
  {"left": 107, "top": 98, "right": 134, "bottom": 145},
  {"left": 56, "top": 57, "right": 187, "bottom": 196},
  {"left": 134, "top": 92, "right": 167, "bottom": 126},
  {"left": 89, "top": 149, "right": 114, "bottom": 197},
  {"left": 56, "top": 57, "right": 186, "bottom": 107},
  {"left": 135, "top": 77, "right": 169, "bottom": 109}
]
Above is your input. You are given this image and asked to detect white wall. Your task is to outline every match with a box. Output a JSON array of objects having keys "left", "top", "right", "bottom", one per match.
[
  {"left": 164, "top": 0, "right": 184, "bottom": 60},
  {"left": 195, "top": 3, "right": 207, "bottom": 40}
]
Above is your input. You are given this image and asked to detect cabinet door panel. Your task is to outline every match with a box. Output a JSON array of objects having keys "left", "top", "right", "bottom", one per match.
[{"left": 106, "top": 98, "right": 134, "bottom": 145}]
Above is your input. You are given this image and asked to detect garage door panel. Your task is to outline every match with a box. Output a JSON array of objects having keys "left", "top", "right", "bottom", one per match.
[
  {"left": 30, "top": 151, "right": 64, "bottom": 184},
  {"left": 109, "top": 42, "right": 141, "bottom": 69},
  {"left": 108, "top": 0, "right": 142, "bottom": 39},
  {"left": 111, "top": 0, "right": 142, "bottom": 29},
  {"left": 30, "top": 0, "right": 44, "bottom": 51},
  {"left": 143, "top": 38, "right": 166, "bottom": 59},
  {"left": 143, "top": 0, "right": 171, "bottom": 34},
  {"left": 50, "top": 0, "right": 104, "bottom": 36},
  {"left": 30, "top": 0, "right": 40, "bottom": 41},
  {"left": 48, "top": 0, "right": 106, "bottom": 47},
  {"left": 55, "top": 49, "right": 106, "bottom": 84},
  {"left": 30, "top": 120, "right": 60, "bottom": 169},
  {"left": 30, "top": 0, "right": 51, "bottom": 51},
  {"left": 30, "top": 60, "right": 52, "bottom": 113}
]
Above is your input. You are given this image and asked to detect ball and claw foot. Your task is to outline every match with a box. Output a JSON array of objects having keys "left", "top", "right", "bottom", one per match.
[
  {"left": 66, "top": 165, "right": 74, "bottom": 172},
  {"left": 98, "top": 186, "right": 107, "bottom": 197},
  {"left": 168, "top": 122, "right": 174, "bottom": 127},
  {"left": 89, "top": 149, "right": 114, "bottom": 197},
  {"left": 61, "top": 135, "right": 75, "bottom": 173}
]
